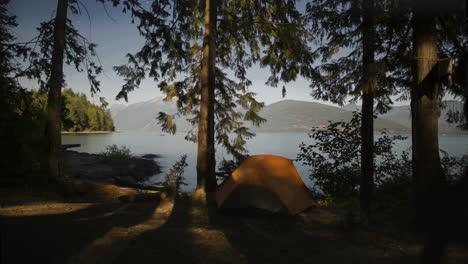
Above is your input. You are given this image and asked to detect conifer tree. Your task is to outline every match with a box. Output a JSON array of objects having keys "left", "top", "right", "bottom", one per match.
[
  {"left": 410, "top": 0, "right": 454, "bottom": 227},
  {"left": 359, "top": 0, "right": 376, "bottom": 218},
  {"left": 115, "top": 0, "right": 313, "bottom": 193},
  {"left": 305, "top": 0, "right": 407, "bottom": 217},
  {"left": 437, "top": 4, "right": 468, "bottom": 127},
  {"left": 0, "top": 0, "right": 37, "bottom": 179},
  {"left": 22, "top": 0, "right": 107, "bottom": 182},
  {"left": 44, "top": 0, "right": 68, "bottom": 182}
]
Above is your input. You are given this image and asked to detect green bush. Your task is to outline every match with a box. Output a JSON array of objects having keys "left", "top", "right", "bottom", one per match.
[
  {"left": 164, "top": 155, "right": 188, "bottom": 196},
  {"left": 100, "top": 145, "right": 161, "bottom": 182},
  {"left": 100, "top": 144, "right": 132, "bottom": 162},
  {"left": 296, "top": 111, "right": 466, "bottom": 209},
  {"left": 297, "top": 112, "right": 407, "bottom": 199}
]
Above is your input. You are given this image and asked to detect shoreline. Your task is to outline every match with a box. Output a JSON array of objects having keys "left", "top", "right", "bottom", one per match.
[
  {"left": 63, "top": 130, "right": 468, "bottom": 136},
  {"left": 63, "top": 149, "right": 161, "bottom": 184},
  {"left": 61, "top": 130, "right": 117, "bottom": 134}
]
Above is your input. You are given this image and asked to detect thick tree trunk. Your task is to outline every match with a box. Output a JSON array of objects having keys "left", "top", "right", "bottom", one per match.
[
  {"left": 196, "top": 0, "right": 217, "bottom": 194},
  {"left": 421, "top": 3, "right": 468, "bottom": 262},
  {"left": 465, "top": 0, "right": 468, "bottom": 127},
  {"left": 44, "top": 0, "right": 68, "bottom": 182},
  {"left": 359, "top": 0, "right": 375, "bottom": 219},
  {"left": 464, "top": 51, "right": 468, "bottom": 128},
  {"left": 411, "top": 5, "right": 447, "bottom": 227}
]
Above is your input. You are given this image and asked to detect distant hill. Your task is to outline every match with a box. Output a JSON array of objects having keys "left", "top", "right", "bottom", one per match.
[
  {"left": 249, "top": 100, "right": 407, "bottom": 133},
  {"left": 109, "top": 104, "right": 127, "bottom": 118},
  {"left": 110, "top": 97, "right": 192, "bottom": 132},
  {"left": 341, "top": 103, "right": 360, "bottom": 112},
  {"left": 380, "top": 105, "right": 412, "bottom": 128},
  {"left": 110, "top": 98, "right": 408, "bottom": 133},
  {"left": 343, "top": 100, "right": 465, "bottom": 134}
]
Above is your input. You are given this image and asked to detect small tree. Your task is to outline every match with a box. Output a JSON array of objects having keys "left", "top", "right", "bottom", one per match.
[
  {"left": 297, "top": 112, "right": 407, "bottom": 200},
  {"left": 164, "top": 155, "right": 188, "bottom": 197},
  {"left": 297, "top": 111, "right": 466, "bottom": 210},
  {"left": 20, "top": 0, "right": 106, "bottom": 184}
]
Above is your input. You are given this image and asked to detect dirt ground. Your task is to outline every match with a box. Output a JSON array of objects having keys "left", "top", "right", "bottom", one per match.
[{"left": 1, "top": 189, "right": 467, "bottom": 264}]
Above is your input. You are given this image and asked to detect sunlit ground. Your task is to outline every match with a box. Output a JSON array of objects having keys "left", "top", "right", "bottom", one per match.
[{"left": 1, "top": 189, "right": 467, "bottom": 264}]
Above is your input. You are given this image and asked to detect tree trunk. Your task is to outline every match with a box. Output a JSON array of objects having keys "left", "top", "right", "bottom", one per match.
[
  {"left": 464, "top": 0, "right": 468, "bottom": 127},
  {"left": 464, "top": 53, "right": 468, "bottom": 126},
  {"left": 44, "top": 0, "right": 68, "bottom": 183},
  {"left": 196, "top": 0, "right": 217, "bottom": 194},
  {"left": 411, "top": 3, "right": 447, "bottom": 228},
  {"left": 359, "top": 0, "right": 375, "bottom": 219}
]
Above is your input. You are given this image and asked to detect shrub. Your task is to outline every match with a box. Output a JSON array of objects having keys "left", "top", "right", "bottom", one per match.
[
  {"left": 100, "top": 144, "right": 161, "bottom": 182},
  {"left": 164, "top": 154, "right": 188, "bottom": 196},
  {"left": 216, "top": 155, "right": 247, "bottom": 181},
  {"left": 100, "top": 144, "right": 132, "bottom": 162},
  {"left": 296, "top": 111, "right": 407, "bottom": 199},
  {"left": 297, "top": 111, "right": 467, "bottom": 209}
]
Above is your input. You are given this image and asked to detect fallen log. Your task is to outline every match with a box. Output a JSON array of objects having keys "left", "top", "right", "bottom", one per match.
[
  {"left": 61, "top": 144, "right": 81, "bottom": 150},
  {"left": 113, "top": 179, "right": 166, "bottom": 192},
  {"left": 72, "top": 180, "right": 162, "bottom": 202},
  {"left": 119, "top": 192, "right": 168, "bottom": 202}
]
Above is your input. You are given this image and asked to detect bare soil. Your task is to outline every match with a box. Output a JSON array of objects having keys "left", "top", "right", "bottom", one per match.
[{"left": 1, "top": 189, "right": 467, "bottom": 264}]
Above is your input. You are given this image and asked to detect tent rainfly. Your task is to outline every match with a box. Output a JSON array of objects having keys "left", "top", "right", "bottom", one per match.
[{"left": 214, "top": 155, "right": 316, "bottom": 215}]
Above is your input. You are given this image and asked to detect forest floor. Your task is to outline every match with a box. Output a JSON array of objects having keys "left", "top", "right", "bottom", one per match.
[{"left": 1, "top": 188, "right": 468, "bottom": 264}]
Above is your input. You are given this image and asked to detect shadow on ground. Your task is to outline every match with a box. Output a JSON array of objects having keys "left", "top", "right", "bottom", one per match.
[
  {"left": 1, "top": 199, "right": 160, "bottom": 264},
  {"left": 2, "top": 193, "right": 467, "bottom": 264},
  {"left": 207, "top": 206, "right": 419, "bottom": 264}
]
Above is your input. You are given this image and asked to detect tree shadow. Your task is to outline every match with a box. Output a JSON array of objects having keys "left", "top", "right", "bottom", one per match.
[
  {"left": 113, "top": 193, "right": 197, "bottom": 264},
  {"left": 207, "top": 205, "right": 424, "bottom": 264},
  {"left": 1, "top": 199, "right": 160, "bottom": 264},
  {"left": 5, "top": 190, "right": 465, "bottom": 264}
]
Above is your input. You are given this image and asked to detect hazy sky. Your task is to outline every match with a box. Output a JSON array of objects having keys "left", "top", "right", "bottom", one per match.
[
  {"left": 7, "top": 0, "right": 420, "bottom": 108},
  {"left": 8, "top": 0, "right": 343, "bottom": 107}
]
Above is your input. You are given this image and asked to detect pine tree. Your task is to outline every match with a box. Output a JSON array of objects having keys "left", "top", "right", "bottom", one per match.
[
  {"left": 305, "top": 0, "right": 407, "bottom": 217},
  {"left": 411, "top": 0, "right": 449, "bottom": 228},
  {"left": 437, "top": 5, "right": 468, "bottom": 127},
  {"left": 21, "top": 0, "right": 107, "bottom": 182},
  {"left": 197, "top": 0, "right": 217, "bottom": 192},
  {"left": 359, "top": 0, "right": 376, "bottom": 218},
  {"left": 114, "top": 0, "right": 313, "bottom": 194},
  {"left": 0, "top": 0, "right": 38, "bottom": 179},
  {"left": 44, "top": 0, "right": 68, "bottom": 182},
  {"left": 61, "top": 88, "right": 113, "bottom": 132}
]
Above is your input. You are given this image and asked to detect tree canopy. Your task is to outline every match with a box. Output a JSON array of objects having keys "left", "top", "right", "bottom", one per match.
[
  {"left": 61, "top": 88, "right": 115, "bottom": 132},
  {"left": 114, "top": 0, "right": 314, "bottom": 159}
]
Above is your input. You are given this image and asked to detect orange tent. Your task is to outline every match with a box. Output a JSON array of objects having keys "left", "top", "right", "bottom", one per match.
[{"left": 214, "top": 155, "right": 316, "bottom": 215}]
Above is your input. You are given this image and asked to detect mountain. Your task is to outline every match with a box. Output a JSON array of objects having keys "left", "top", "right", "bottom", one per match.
[
  {"left": 341, "top": 103, "right": 360, "bottom": 112},
  {"left": 343, "top": 100, "right": 465, "bottom": 134},
  {"left": 109, "top": 104, "right": 127, "bottom": 118},
  {"left": 249, "top": 100, "right": 407, "bottom": 132},
  {"left": 110, "top": 97, "right": 191, "bottom": 131},
  {"left": 110, "top": 98, "right": 408, "bottom": 133},
  {"left": 380, "top": 105, "right": 412, "bottom": 128}
]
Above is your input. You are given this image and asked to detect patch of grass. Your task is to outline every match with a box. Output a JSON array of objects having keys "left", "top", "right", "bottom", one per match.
[
  {"left": 100, "top": 145, "right": 162, "bottom": 182},
  {"left": 100, "top": 144, "right": 133, "bottom": 163}
]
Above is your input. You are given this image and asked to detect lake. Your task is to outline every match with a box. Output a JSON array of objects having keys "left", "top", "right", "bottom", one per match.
[{"left": 62, "top": 131, "right": 468, "bottom": 191}]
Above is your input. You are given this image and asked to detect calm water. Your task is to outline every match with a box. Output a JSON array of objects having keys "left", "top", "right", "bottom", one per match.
[{"left": 62, "top": 131, "right": 468, "bottom": 191}]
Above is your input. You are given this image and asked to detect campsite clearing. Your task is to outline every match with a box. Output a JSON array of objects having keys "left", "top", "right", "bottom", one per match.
[{"left": 1, "top": 189, "right": 467, "bottom": 264}]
